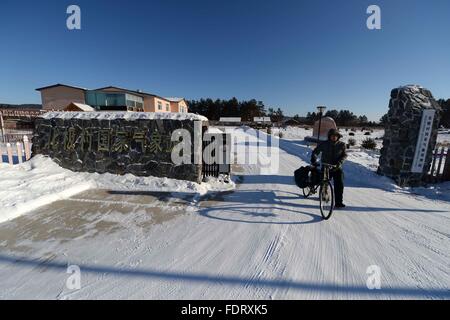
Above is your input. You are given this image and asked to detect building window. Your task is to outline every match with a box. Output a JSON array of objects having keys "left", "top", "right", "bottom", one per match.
[
  {"left": 166, "top": 103, "right": 170, "bottom": 111},
  {"left": 158, "top": 102, "right": 162, "bottom": 111},
  {"left": 126, "top": 100, "right": 136, "bottom": 108}
]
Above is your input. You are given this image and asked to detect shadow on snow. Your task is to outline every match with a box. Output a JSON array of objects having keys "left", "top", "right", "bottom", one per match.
[{"left": 0, "top": 253, "right": 448, "bottom": 299}]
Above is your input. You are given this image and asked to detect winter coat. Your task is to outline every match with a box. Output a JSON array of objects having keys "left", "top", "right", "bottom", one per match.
[{"left": 311, "top": 140, "right": 348, "bottom": 168}]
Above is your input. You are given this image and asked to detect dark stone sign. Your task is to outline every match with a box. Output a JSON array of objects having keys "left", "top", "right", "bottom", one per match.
[
  {"left": 32, "top": 113, "right": 207, "bottom": 183},
  {"left": 378, "top": 85, "right": 441, "bottom": 186}
]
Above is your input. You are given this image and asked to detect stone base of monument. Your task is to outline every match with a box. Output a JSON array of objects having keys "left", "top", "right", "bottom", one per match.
[
  {"left": 32, "top": 112, "right": 209, "bottom": 183},
  {"left": 378, "top": 85, "right": 441, "bottom": 187}
]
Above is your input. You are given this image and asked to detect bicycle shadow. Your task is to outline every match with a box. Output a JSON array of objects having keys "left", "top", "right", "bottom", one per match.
[{"left": 198, "top": 189, "right": 323, "bottom": 225}]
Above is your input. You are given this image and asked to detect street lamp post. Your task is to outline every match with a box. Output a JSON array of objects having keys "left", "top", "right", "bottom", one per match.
[{"left": 316, "top": 106, "right": 326, "bottom": 142}]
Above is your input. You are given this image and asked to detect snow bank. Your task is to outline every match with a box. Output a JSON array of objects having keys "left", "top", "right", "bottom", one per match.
[
  {"left": 0, "top": 156, "right": 95, "bottom": 223},
  {"left": 0, "top": 155, "right": 234, "bottom": 224},
  {"left": 205, "top": 127, "right": 224, "bottom": 134},
  {"left": 408, "top": 182, "right": 450, "bottom": 202},
  {"left": 41, "top": 111, "right": 208, "bottom": 122}
]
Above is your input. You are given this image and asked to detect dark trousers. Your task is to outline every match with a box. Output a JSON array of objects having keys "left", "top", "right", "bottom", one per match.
[{"left": 330, "top": 169, "right": 344, "bottom": 205}]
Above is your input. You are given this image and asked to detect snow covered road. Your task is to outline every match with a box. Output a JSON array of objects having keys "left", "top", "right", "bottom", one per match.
[{"left": 0, "top": 128, "right": 449, "bottom": 299}]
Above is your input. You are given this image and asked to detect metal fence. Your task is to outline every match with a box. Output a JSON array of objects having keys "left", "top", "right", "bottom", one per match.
[
  {"left": 0, "top": 130, "right": 34, "bottom": 143},
  {"left": 0, "top": 109, "right": 39, "bottom": 143},
  {"left": 202, "top": 133, "right": 231, "bottom": 179},
  {"left": 426, "top": 145, "right": 450, "bottom": 183},
  {"left": 0, "top": 136, "right": 32, "bottom": 165}
]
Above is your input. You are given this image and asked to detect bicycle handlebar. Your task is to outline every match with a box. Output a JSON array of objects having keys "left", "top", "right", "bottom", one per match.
[{"left": 321, "top": 163, "right": 337, "bottom": 169}]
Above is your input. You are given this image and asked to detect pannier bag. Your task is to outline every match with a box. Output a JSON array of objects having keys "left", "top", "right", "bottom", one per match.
[{"left": 294, "top": 166, "right": 319, "bottom": 188}]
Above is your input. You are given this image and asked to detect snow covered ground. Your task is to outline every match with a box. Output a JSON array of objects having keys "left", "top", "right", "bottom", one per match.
[
  {"left": 438, "top": 130, "right": 450, "bottom": 146},
  {"left": 272, "top": 126, "right": 385, "bottom": 149},
  {"left": 0, "top": 156, "right": 234, "bottom": 224},
  {"left": 272, "top": 126, "right": 450, "bottom": 149},
  {"left": 0, "top": 127, "right": 449, "bottom": 299}
]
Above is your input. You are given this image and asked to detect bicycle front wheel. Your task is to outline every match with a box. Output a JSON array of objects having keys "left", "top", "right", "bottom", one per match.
[{"left": 319, "top": 181, "right": 334, "bottom": 220}]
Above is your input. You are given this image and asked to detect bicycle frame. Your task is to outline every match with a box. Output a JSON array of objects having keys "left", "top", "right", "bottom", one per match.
[{"left": 307, "top": 163, "right": 334, "bottom": 190}]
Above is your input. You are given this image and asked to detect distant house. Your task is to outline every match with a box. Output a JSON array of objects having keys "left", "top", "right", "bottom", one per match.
[
  {"left": 254, "top": 117, "right": 272, "bottom": 124},
  {"left": 36, "top": 84, "right": 86, "bottom": 111},
  {"left": 166, "top": 97, "right": 189, "bottom": 113},
  {"left": 36, "top": 84, "right": 188, "bottom": 113},
  {"left": 90, "top": 86, "right": 147, "bottom": 112}
]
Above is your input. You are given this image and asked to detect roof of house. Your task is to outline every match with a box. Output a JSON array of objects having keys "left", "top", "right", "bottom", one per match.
[
  {"left": 35, "top": 83, "right": 87, "bottom": 92},
  {"left": 165, "top": 97, "right": 185, "bottom": 103},
  {"left": 66, "top": 102, "right": 95, "bottom": 112},
  {"left": 36, "top": 84, "right": 185, "bottom": 104},
  {"left": 94, "top": 86, "right": 176, "bottom": 103},
  {"left": 94, "top": 86, "right": 155, "bottom": 97}
]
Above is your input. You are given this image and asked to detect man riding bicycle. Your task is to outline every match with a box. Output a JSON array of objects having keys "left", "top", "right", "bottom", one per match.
[{"left": 311, "top": 128, "right": 348, "bottom": 208}]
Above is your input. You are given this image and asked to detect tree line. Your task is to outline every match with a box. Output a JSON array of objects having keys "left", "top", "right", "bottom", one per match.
[
  {"left": 187, "top": 98, "right": 285, "bottom": 122},
  {"left": 188, "top": 97, "right": 450, "bottom": 128},
  {"left": 188, "top": 98, "right": 378, "bottom": 126},
  {"left": 303, "top": 110, "right": 379, "bottom": 127}
]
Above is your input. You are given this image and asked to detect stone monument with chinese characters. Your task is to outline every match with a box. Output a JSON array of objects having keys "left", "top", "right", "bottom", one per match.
[
  {"left": 378, "top": 85, "right": 441, "bottom": 186},
  {"left": 32, "top": 112, "right": 208, "bottom": 183}
]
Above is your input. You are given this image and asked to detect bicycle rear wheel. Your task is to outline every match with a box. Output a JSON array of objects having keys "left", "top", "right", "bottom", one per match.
[{"left": 319, "top": 181, "right": 334, "bottom": 220}]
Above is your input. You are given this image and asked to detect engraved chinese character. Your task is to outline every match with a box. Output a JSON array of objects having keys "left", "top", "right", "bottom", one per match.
[
  {"left": 80, "top": 128, "right": 94, "bottom": 151},
  {"left": 112, "top": 131, "right": 129, "bottom": 152},
  {"left": 50, "top": 127, "right": 63, "bottom": 150},
  {"left": 40, "top": 124, "right": 53, "bottom": 149},
  {"left": 98, "top": 129, "right": 111, "bottom": 152},
  {"left": 64, "top": 127, "right": 77, "bottom": 150},
  {"left": 148, "top": 130, "right": 162, "bottom": 154},
  {"left": 133, "top": 130, "right": 146, "bottom": 152},
  {"left": 164, "top": 137, "right": 174, "bottom": 153}
]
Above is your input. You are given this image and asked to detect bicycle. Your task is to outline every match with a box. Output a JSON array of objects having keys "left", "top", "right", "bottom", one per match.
[{"left": 302, "top": 163, "right": 336, "bottom": 220}]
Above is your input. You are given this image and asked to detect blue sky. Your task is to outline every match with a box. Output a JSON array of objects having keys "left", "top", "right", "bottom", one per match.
[{"left": 1, "top": 0, "right": 449, "bottom": 120}]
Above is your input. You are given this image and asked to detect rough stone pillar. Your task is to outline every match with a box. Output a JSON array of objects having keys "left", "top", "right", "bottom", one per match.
[{"left": 378, "top": 85, "right": 441, "bottom": 187}]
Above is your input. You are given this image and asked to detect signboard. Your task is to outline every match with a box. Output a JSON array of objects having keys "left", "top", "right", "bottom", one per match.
[
  {"left": 411, "top": 109, "right": 436, "bottom": 173},
  {"left": 219, "top": 117, "right": 241, "bottom": 123},
  {"left": 253, "top": 117, "right": 271, "bottom": 123},
  {"left": 0, "top": 109, "right": 46, "bottom": 118}
]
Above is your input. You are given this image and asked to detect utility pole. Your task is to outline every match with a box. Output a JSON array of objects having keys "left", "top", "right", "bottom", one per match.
[{"left": 316, "top": 106, "right": 326, "bottom": 142}]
